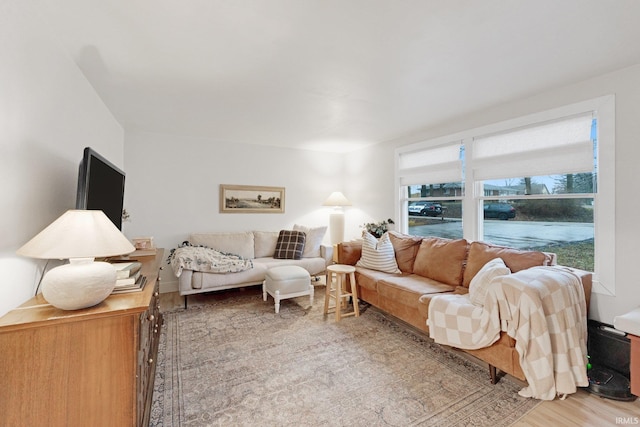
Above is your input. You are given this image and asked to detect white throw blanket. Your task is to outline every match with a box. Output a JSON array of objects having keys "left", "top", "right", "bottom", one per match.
[
  {"left": 428, "top": 266, "right": 588, "bottom": 400},
  {"left": 170, "top": 245, "right": 253, "bottom": 277}
]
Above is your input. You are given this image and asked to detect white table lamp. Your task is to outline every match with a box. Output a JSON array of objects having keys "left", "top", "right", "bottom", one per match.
[
  {"left": 322, "top": 192, "right": 352, "bottom": 245},
  {"left": 17, "top": 210, "right": 136, "bottom": 310}
]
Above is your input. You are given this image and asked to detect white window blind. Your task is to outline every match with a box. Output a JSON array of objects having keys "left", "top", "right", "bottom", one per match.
[
  {"left": 471, "top": 113, "right": 594, "bottom": 181},
  {"left": 397, "top": 142, "right": 462, "bottom": 186}
]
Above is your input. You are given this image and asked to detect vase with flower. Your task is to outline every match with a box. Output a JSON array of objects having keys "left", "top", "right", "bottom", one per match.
[{"left": 362, "top": 218, "right": 395, "bottom": 238}]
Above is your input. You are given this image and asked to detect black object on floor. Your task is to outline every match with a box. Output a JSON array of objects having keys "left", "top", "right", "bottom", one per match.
[
  {"left": 587, "top": 366, "right": 635, "bottom": 401},
  {"left": 585, "top": 319, "right": 636, "bottom": 401}
]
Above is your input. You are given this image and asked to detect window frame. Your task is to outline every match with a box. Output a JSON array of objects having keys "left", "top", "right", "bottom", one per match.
[{"left": 396, "top": 95, "right": 615, "bottom": 296}]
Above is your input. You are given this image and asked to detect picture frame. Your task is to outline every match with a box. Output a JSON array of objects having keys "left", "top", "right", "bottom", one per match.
[
  {"left": 132, "top": 236, "right": 154, "bottom": 250},
  {"left": 220, "top": 184, "right": 285, "bottom": 213}
]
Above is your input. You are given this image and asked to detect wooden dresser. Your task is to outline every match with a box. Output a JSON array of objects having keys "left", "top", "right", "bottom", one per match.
[{"left": 0, "top": 250, "right": 164, "bottom": 427}]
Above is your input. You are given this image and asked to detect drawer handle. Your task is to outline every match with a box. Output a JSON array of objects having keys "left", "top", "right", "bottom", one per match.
[{"left": 148, "top": 358, "right": 153, "bottom": 364}]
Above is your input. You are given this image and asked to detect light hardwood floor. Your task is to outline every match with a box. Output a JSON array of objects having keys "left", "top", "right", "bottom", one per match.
[{"left": 160, "top": 290, "right": 640, "bottom": 426}]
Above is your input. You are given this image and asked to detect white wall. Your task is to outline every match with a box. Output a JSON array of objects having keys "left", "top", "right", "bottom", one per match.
[
  {"left": 342, "top": 142, "right": 399, "bottom": 241},
  {"left": 0, "top": 3, "right": 124, "bottom": 316},
  {"left": 123, "top": 131, "right": 344, "bottom": 291},
  {"left": 348, "top": 64, "right": 640, "bottom": 325}
]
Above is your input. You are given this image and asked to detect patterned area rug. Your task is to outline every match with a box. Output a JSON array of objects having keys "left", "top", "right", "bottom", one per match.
[{"left": 150, "top": 288, "right": 539, "bottom": 426}]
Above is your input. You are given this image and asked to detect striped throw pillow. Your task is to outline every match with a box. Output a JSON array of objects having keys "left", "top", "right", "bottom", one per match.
[{"left": 356, "top": 231, "right": 401, "bottom": 274}]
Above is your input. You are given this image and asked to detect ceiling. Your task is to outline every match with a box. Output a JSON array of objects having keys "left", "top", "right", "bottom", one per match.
[{"left": 37, "top": 0, "right": 640, "bottom": 152}]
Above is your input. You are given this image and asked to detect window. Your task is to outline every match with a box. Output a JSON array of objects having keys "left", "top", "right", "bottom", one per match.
[
  {"left": 397, "top": 142, "right": 464, "bottom": 239},
  {"left": 396, "top": 96, "right": 615, "bottom": 295}
]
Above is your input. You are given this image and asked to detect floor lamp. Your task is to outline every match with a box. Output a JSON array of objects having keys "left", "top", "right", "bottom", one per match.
[{"left": 323, "top": 192, "right": 352, "bottom": 245}]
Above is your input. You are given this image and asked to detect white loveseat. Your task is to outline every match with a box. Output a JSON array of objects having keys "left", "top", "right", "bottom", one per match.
[{"left": 176, "top": 230, "right": 333, "bottom": 306}]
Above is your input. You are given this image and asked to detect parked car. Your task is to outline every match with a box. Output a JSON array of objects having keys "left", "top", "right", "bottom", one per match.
[
  {"left": 408, "top": 201, "right": 443, "bottom": 217},
  {"left": 484, "top": 203, "right": 516, "bottom": 220}
]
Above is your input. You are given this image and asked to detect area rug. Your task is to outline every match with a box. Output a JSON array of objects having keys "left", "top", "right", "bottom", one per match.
[{"left": 150, "top": 289, "right": 539, "bottom": 426}]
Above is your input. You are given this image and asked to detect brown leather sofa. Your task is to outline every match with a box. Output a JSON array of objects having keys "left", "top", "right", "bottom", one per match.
[{"left": 336, "top": 231, "right": 592, "bottom": 383}]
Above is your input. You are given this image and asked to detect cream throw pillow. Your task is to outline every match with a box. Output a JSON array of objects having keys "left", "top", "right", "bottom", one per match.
[
  {"left": 356, "top": 231, "right": 401, "bottom": 274},
  {"left": 293, "top": 224, "right": 327, "bottom": 258},
  {"left": 468, "top": 257, "right": 511, "bottom": 306},
  {"left": 253, "top": 231, "right": 279, "bottom": 258}
]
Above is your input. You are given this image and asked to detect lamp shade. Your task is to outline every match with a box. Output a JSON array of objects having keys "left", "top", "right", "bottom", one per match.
[
  {"left": 17, "top": 209, "right": 135, "bottom": 259},
  {"left": 322, "top": 191, "right": 352, "bottom": 207}
]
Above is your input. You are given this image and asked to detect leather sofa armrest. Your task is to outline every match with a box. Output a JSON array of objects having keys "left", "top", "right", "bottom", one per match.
[
  {"left": 553, "top": 266, "right": 592, "bottom": 316},
  {"left": 336, "top": 241, "right": 362, "bottom": 266}
]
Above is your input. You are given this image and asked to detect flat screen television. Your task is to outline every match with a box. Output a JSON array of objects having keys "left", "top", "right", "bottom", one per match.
[{"left": 75, "top": 147, "right": 126, "bottom": 230}]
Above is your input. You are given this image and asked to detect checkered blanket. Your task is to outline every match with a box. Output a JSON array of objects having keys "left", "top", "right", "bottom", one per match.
[{"left": 428, "top": 266, "right": 588, "bottom": 400}]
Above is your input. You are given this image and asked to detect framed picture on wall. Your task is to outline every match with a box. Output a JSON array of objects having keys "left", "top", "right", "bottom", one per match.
[
  {"left": 220, "top": 184, "right": 285, "bottom": 213},
  {"left": 132, "top": 237, "right": 154, "bottom": 250}
]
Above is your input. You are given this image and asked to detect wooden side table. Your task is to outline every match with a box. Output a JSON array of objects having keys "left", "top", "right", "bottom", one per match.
[
  {"left": 324, "top": 264, "right": 359, "bottom": 321},
  {"left": 614, "top": 308, "right": 640, "bottom": 397},
  {"left": 630, "top": 335, "right": 640, "bottom": 397}
]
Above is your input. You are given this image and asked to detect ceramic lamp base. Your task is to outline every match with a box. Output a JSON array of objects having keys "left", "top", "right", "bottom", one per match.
[
  {"left": 41, "top": 258, "right": 117, "bottom": 310},
  {"left": 329, "top": 211, "right": 345, "bottom": 245}
]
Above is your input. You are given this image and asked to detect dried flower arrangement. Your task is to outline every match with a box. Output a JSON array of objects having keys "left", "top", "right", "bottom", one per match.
[{"left": 362, "top": 218, "right": 395, "bottom": 238}]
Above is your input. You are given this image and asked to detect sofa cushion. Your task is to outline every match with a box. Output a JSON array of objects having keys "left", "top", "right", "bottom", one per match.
[
  {"left": 388, "top": 231, "right": 423, "bottom": 273},
  {"left": 378, "top": 275, "right": 455, "bottom": 308},
  {"left": 412, "top": 237, "right": 468, "bottom": 286},
  {"left": 354, "top": 266, "right": 399, "bottom": 292},
  {"left": 256, "top": 257, "right": 327, "bottom": 276},
  {"left": 356, "top": 232, "right": 401, "bottom": 274},
  {"left": 462, "top": 241, "right": 552, "bottom": 288},
  {"left": 293, "top": 224, "right": 327, "bottom": 258},
  {"left": 468, "top": 257, "right": 511, "bottom": 306},
  {"left": 273, "top": 230, "right": 306, "bottom": 260},
  {"left": 190, "top": 232, "right": 255, "bottom": 259},
  {"left": 254, "top": 231, "right": 279, "bottom": 258}
]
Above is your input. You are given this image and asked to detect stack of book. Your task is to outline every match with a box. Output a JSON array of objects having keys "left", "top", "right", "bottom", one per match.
[{"left": 111, "top": 262, "right": 147, "bottom": 294}]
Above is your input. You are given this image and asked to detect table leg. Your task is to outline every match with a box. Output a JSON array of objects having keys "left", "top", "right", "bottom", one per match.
[
  {"left": 335, "top": 273, "right": 343, "bottom": 322},
  {"left": 349, "top": 271, "right": 359, "bottom": 317},
  {"left": 323, "top": 271, "right": 332, "bottom": 315}
]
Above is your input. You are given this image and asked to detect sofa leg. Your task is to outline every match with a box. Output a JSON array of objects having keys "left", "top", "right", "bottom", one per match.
[
  {"left": 184, "top": 295, "right": 188, "bottom": 310},
  {"left": 489, "top": 365, "right": 497, "bottom": 384}
]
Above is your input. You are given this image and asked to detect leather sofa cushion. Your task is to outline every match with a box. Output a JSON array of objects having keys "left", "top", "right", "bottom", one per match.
[
  {"left": 462, "top": 241, "right": 551, "bottom": 288},
  {"left": 355, "top": 266, "right": 398, "bottom": 291},
  {"left": 378, "top": 275, "right": 455, "bottom": 308},
  {"left": 412, "top": 237, "right": 469, "bottom": 286},
  {"left": 388, "top": 231, "right": 423, "bottom": 273}
]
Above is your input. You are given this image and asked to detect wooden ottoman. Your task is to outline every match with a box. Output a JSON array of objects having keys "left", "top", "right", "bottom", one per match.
[{"left": 263, "top": 266, "right": 313, "bottom": 314}]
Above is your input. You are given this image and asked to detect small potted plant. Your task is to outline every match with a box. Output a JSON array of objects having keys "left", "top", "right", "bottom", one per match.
[{"left": 362, "top": 218, "right": 395, "bottom": 238}]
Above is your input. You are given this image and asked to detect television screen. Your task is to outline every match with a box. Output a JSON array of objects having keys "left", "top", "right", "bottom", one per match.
[{"left": 76, "top": 147, "right": 126, "bottom": 229}]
